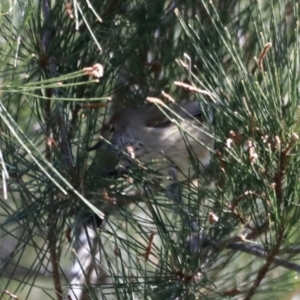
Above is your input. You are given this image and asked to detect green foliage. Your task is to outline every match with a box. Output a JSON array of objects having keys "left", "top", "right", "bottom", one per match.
[{"left": 0, "top": 0, "right": 300, "bottom": 299}]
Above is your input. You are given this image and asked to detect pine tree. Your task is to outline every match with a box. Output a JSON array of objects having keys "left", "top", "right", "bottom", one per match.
[{"left": 0, "top": 1, "right": 299, "bottom": 299}]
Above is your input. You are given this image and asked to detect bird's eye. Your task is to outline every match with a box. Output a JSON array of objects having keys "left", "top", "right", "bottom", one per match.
[{"left": 109, "top": 125, "right": 115, "bottom": 133}]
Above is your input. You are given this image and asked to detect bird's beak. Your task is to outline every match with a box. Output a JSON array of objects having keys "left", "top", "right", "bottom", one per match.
[{"left": 87, "top": 140, "right": 103, "bottom": 152}]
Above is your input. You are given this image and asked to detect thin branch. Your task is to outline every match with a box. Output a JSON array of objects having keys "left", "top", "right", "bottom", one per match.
[
  {"left": 186, "top": 230, "right": 299, "bottom": 273},
  {"left": 243, "top": 228, "right": 285, "bottom": 300},
  {"left": 227, "top": 242, "right": 300, "bottom": 272},
  {"left": 48, "top": 222, "right": 63, "bottom": 300},
  {"left": 41, "top": 1, "right": 63, "bottom": 299}
]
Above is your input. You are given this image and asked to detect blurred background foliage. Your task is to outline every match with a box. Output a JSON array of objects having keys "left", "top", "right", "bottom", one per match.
[{"left": 0, "top": 0, "right": 300, "bottom": 299}]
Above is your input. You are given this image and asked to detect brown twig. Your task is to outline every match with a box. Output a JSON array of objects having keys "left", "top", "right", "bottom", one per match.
[
  {"left": 187, "top": 227, "right": 298, "bottom": 272},
  {"left": 174, "top": 81, "right": 214, "bottom": 98},
  {"left": 243, "top": 228, "right": 284, "bottom": 300},
  {"left": 161, "top": 91, "right": 175, "bottom": 103},
  {"left": 231, "top": 190, "right": 262, "bottom": 210},
  {"left": 143, "top": 232, "right": 156, "bottom": 261},
  {"left": 242, "top": 136, "right": 298, "bottom": 298},
  {"left": 258, "top": 42, "right": 272, "bottom": 71},
  {"left": 225, "top": 203, "right": 255, "bottom": 231},
  {"left": 227, "top": 237, "right": 299, "bottom": 272}
]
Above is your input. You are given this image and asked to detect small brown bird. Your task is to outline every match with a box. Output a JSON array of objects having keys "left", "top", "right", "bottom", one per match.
[{"left": 89, "top": 101, "right": 214, "bottom": 181}]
